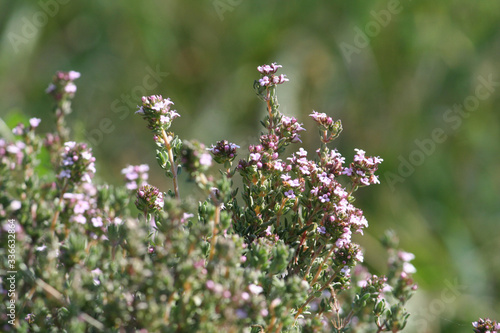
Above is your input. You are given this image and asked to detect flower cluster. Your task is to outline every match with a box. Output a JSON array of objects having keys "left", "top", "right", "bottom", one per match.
[
  {"left": 135, "top": 184, "right": 164, "bottom": 214},
  {"left": 45, "top": 70, "right": 81, "bottom": 101},
  {"left": 310, "top": 110, "right": 343, "bottom": 143},
  {"left": 18, "top": 66, "right": 500, "bottom": 333},
  {"left": 277, "top": 115, "right": 306, "bottom": 144},
  {"left": 58, "top": 141, "right": 96, "bottom": 184},
  {"left": 343, "top": 148, "right": 383, "bottom": 187},
  {"left": 208, "top": 140, "right": 239, "bottom": 164},
  {"left": 257, "top": 62, "right": 289, "bottom": 87},
  {"left": 0, "top": 139, "right": 26, "bottom": 170},
  {"left": 180, "top": 140, "right": 212, "bottom": 178},
  {"left": 12, "top": 117, "right": 41, "bottom": 136},
  {"left": 135, "top": 95, "right": 180, "bottom": 134},
  {"left": 63, "top": 184, "right": 98, "bottom": 225},
  {"left": 473, "top": 318, "right": 500, "bottom": 333},
  {"left": 121, "top": 164, "right": 150, "bottom": 190}
]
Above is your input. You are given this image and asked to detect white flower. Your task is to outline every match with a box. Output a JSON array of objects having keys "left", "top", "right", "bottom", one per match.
[
  {"left": 10, "top": 200, "right": 21, "bottom": 210},
  {"left": 398, "top": 251, "right": 415, "bottom": 262},
  {"left": 81, "top": 151, "right": 92, "bottom": 160},
  {"left": 68, "top": 71, "right": 81, "bottom": 80},
  {"left": 403, "top": 262, "right": 417, "bottom": 274},
  {"left": 29, "top": 118, "right": 41, "bottom": 128},
  {"left": 248, "top": 284, "right": 263, "bottom": 295}
]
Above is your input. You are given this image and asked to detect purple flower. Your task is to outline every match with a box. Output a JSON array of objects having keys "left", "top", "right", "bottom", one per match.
[
  {"left": 58, "top": 170, "right": 71, "bottom": 178},
  {"left": 25, "top": 313, "right": 35, "bottom": 324},
  {"left": 45, "top": 83, "right": 56, "bottom": 94},
  {"left": 12, "top": 124, "right": 24, "bottom": 136},
  {"left": 122, "top": 164, "right": 150, "bottom": 190},
  {"left": 58, "top": 142, "right": 95, "bottom": 184},
  {"left": 208, "top": 140, "right": 240, "bottom": 164},
  {"left": 319, "top": 194, "right": 330, "bottom": 203},
  {"left": 317, "top": 226, "right": 326, "bottom": 234},
  {"left": 236, "top": 309, "right": 248, "bottom": 319},
  {"left": 288, "top": 179, "right": 301, "bottom": 187},
  {"left": 284, "top": 189, "right": 295, "bottom": 199}
]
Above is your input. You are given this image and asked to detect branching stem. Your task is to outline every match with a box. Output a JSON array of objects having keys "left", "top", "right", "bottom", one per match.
[{"left": 161, "top": 129, "right": 180, "bottom": 200}]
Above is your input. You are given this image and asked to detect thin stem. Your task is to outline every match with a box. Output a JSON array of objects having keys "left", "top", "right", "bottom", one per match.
[
  {"left": 294, "top": 266, "right": 340, "bottom": 321},
  {"left": 161, "top": 129, "right": 180, "bottom": 200},
  {"left": 207, "top": 203, "right": 221, "bottom": 262},
  {"left": 310, "top": 245, "right": 335, "bottom": 286},
  {"left": 275, "top": 198, "right": 287, "bottom": 228},
  {"left": 36, "top": 278, "right": 103, "bottom": 330},
  {"left": 164, "top": 292, "right": 177, "bottom": 324},
  {"left": 302, "top": 244, "right": 325, "bottom": 281}
]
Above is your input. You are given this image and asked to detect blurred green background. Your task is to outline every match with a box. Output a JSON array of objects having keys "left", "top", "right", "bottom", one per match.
[{"left": 1, "top": 1, "right": 499, "bottom": 331}]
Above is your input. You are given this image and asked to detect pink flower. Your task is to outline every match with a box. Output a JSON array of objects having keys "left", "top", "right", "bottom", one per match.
[
  {"left": 65, "top": 82, "right": 77, "bottom": 93},
  {"left": 29, "top": 118, "right": 41, "bottom": 128},
  {"left": 250, "top": 153, "right": 261, "bottom": 161},
  {"left": 199, "top": 153, "right": 212, "bottom": 167},
  {"left": 259, "top": 76, "right": 270, "bottom": 86},
  {"left": 91, "top": 217, "right": 103, "bottom": 227}
]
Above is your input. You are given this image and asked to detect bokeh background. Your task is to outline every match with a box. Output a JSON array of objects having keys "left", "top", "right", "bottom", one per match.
[{"left": 1, "top": 1, "right": 499, "bottom": 331}]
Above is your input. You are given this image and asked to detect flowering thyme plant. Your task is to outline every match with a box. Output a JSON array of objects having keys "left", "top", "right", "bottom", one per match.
[{"left": 0, "top": 66, "right": 494, "bottom": 332}]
